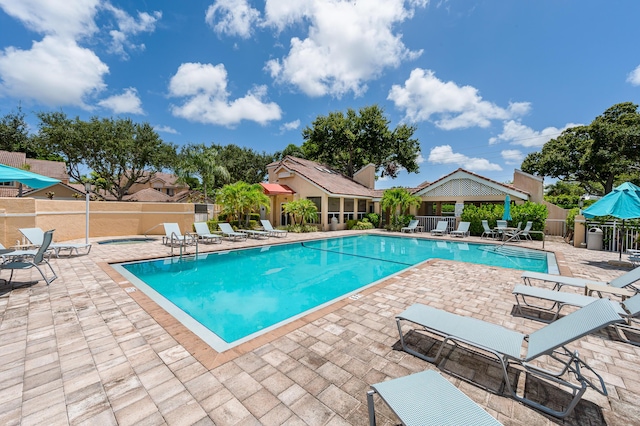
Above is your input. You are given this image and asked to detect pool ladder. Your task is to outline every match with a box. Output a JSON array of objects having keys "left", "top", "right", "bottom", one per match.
[{"left": 167, "top": 231, "right": 198, "bottom": 258}]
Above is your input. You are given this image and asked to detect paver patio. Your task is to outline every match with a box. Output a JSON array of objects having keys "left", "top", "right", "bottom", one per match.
[{"left": 0, "top": 230, "right": 639, "bottom": 425}]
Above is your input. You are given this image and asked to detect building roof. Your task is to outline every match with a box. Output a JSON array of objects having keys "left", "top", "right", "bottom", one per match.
[
  {"left": 260, "top": 183, "right": 295, "bottom": 195},
  {"left": 0, "top": 151, "right": 26, "bottom": 168},
  {"left": 124, "top": 188, "right": 172, "bottom": 202},
  {"left": 413, "top": 168, "right": 530, "bottom": 199},
  {"left": 270, "top": 156, "right": 374, "bottom": 198}
]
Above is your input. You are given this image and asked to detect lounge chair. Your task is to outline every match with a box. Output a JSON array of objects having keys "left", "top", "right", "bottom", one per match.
[
  {"left": 401, "top": 219, "right": 419, "bottom": 233},
  {"left": 481, "top": 220, "right": 496, "bottom": 239},
  {"left": 218, "top": 223, "right": 248, "bottom": 241},
  {"left": 243, "top": 228, "right": 270, "bottom": 239},
  {"left": 430, "top": 220, "right": 448, "bottom": 236},
  {"left": 522, "top": 267, "right": 640, "bottom": 295},
  {"left": 162, "top": 223, "right": 197, "bottom": 247},
  {"left": 260, "top": 220, "right": 287, "bottom": 237},
  {"left": 193, "top": 222, "right": 222, "bottom": 244},
  {"left": 2, "top": 229, "right": 58, "bottom": 286},
  {"left": 495, "top": 220, "right": 508, "bottom": 239},
  {"left": 520, "top": 221, "right": 533, "bottom": 240},
  {"left": 395, "top": 298, "right": 623, "bottom": 418},
  {"left": 367, "top": 370, "right": 502, "bottom": 426},
  {"left": 512, "top": 284, "right": 640, "bottom": 346},
  {"left": 19, "top": 227, "right": 92, "bottom": 257},
  {"left": 450, "top": 221, "right": 470, "bottom": 238}
]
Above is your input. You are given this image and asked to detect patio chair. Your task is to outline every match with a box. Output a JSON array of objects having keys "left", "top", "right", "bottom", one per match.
[
  {"left": 520, "top": 221, "right": 533, "bottom": 240},
  {"left": 19, "top": 227, "right": 92, "bottom": 257},
  {"left": 481, "top": 220, "right": 496, "bottom": 239},
  {"left": 243, "top": 228, "right": 270, "bottom": 239},
  {"left": 367, "top": 370, "right": 502, "bottom": 426},
  {"left": 430, "top": 220, "right": 449, "bottom": 236},
  {"left": 401, "top": 219, "right": 420, "bottom": 233},
  {"left": 521, "top": 266, "right": 640, "bottom": 295},
  {"left": 218, "top": 223, "right": 248, "bottom": 241},
  {"left": 450, "top": 221, "right": 470, "bottom": 238},
  {"left": 512, "top": 284, "right": 640, "bottom": 346},
  {"left": 395, "top": 298, "right": 623, "bottom": 418},
  {"left": 193, "top": 222, "right": 222, "bottom": 244},
  {"left": 260, "top": 220, "right": 287, "bottom": 238},
  {"left": 2, "top": 229, "right": 58, "bottom": 286},
  {"left": 162, "top": 223, "right": 197, "bottom": 247}
]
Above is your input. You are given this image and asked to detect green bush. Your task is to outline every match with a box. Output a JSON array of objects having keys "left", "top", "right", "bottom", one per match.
[
  {"left": 351, "top": 220, "right": 374, "bottom": 230},
  {"left": 346, "top": 219, "right": 359, "bottom": 230},
  {"left": 460, "top": 202, "right": 548, "bottom": 239},
  {"left": 364, "top": 213, "right": 380, "bottom": 227},
  {"left": 285, "top": 224, "right": 318, "bottom": 233}
]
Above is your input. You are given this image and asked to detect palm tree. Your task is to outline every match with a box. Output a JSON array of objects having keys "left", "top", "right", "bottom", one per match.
[
  {"left": 176, "top": 144, "right": 230, "bottom": 200},
  {"left": 283, "top": 199, "right": 318, "bottom": 225},
  {"left": 217, "top": 181, "right": 270, "bottom": 227},
  {"left": 380, "top": 187, "right": 421, "bottom": 230}
]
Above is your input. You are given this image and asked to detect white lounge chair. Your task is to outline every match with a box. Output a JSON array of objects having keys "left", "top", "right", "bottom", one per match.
[
  {"left": 19, "top": 227, "right": 92, "bottom": 257},
  {"left": 367, "top": 370, "right": 502, "bottom": 426},
  {"left": 481, "top": 220, "right": 496, "bottom": 239},
  {"left": 193, "top": 222, "right": 222, "bottom": 244},
  {"left": 162, "top": 223, "right": 196, "bottom": 247},
  {"left": 260, "top": 220, "right": 287, "bottom": 237},
  {"left": 2, "top": 229, "right": 58, "bottom": 286},
  {"left": 522, "top": 267, "right": 640, "bottom": 295},
  {"left": 401, "top": 219, "right": 419, "bottom": 233},
  {"left": 450, "top": 221, "right": 470, "bottom": 238},
  {"left": 395, "top": 299, "right": 623, "bottom": 418},
  {"left": 218, "top": 223, "right": 248, "bottom": 241},
  {"left": 512, "top": 284, "right": 640, "bottom": 346},
  {"left": 520, "top": 221, "right": 533, "bottom": 240},
  {"left": 430, "top": 220, "right": 449, "bottom": 236},
  {"left": 243, "top": 228, "right": 270, "bottom": 239}
]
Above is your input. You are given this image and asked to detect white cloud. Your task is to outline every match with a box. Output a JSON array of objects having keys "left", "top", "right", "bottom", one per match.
[
  {"left": 489, "top": 120, "right": 581, "bottom": 147},
  {"left": 154, "top": 125, "right": 179, "bottom": 134},
  {"left": 205, "top": 0, "right": 261, "bottom": 38},
  {"left": 0, "top": 36, "right": 108, "bottom": 108},
  {"left": 388, "top": 68, "right": 530, "bottom": 130},
  {"left": 98, "top": 87, "right": 143, "bottom": 114},
  {"left": 627, "top": 65, "right": 640, "bottom": 86},
  {"left": 103, "top": 4, "right": 162, "bottom": 58},
  {"left": 264, "top": 0, "right": 425, "bottom": 97},
  {"left": 280, "top": 119, "right": 300, "bottom": 132},
  {"left": 168, "top": 62, "right": 282, "bottom": 126},
  {"left": 501, "top": 149, "right": 523, "bottom": 165},
  {"left": 0, "top": 0, "right": 100, "bottom": 38},
  {"left": 428, "top": 145, "right": 502, "bottom": 171}
]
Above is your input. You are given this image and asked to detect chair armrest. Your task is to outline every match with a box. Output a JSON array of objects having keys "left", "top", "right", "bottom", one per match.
[{"left": 585, "top": 283, "right": 636, "bottom": 300}]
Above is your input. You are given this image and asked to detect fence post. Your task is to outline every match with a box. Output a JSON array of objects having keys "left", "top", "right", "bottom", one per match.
[{"left": 574, "top": 215, "right": 586, "bottom": 248}]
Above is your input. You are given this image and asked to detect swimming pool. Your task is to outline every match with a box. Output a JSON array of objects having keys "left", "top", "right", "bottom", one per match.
[{"left": 114, "top": 234, "right": 556, "bottom": 352}]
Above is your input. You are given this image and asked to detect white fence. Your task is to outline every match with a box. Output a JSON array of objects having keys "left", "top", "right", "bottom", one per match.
[
  {"left": 586, "top": 220, "right": 640, "bottom": 252},
  {"left": 415, "top": 216, "right": 458, "bottom": 233}
]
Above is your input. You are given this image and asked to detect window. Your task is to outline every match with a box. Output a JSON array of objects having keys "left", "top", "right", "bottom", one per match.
[
  {"left": 358, "top": 199, "right": 367, "bottom": 219},
  {"left": 328, "top": 197, "right": 340, "bottom": 222},
  {"left": 307, "top": 197, "right": 321, "bottom": 223},
  {"left": 343, "top": 198, "right": 354, "bottom": 222}
]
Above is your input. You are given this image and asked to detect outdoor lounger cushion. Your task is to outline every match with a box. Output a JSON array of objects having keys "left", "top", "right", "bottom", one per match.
[
  {"left": 512, "top": 284, "right": 640, "bottom": 345},
  {"left": 193, "top": 222, "right": 222, "bottom": 244},
  {"left": 218, "top": 223, "right": 248, "bottom": 241},
  {"left": 19, "top": 227, "right": 92, "bottom": 257},
  {"left": 430, "top": 220, "right": 449, "bottom": 236},
  {"left": 395, "top": 298, "right": 624, "bottom": 418},
  {"left": 522, "top": 267, "right": 640, "bottom": 293},
  {"left": 401, "top": 220, "right": 419, "bottom": 233},
  {"left": 260, "top": 220, "right": 287, "bottom": 237},
  {"left": 367, "top": 370, "right": 502, "bottom": 426}
]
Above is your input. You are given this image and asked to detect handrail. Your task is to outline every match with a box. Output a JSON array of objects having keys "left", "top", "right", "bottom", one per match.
[
  {"left": 143, "top": 223, "right": 164, "bottom": 237},
  {"left": 500, "top": 230, "right": 545, "bottom": 248},
  {"left": 169, "top": 231, "right": 198, "bottom": 257}
]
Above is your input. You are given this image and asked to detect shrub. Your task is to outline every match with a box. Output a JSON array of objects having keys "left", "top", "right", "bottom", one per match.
[
  {"left": 364, "top": 213, "right": 380, "bottom": 227},
  {"left": 285, "top": 224, "right": 318, "bottom": 233},
  {"left": 346, "top": 219, "right": 359, "bottom": 230},
  {"left": 351, "top": 220, "right": 374, "bottom": 230},
  {"left": 460, "top": 202, "right": 548, "bottom": 239}
]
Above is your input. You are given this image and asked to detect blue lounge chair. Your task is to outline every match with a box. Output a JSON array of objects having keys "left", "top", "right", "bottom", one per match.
[
  {"left": 2, "top": 229, "right": 58, "bottom": 285},
  {"left": 193, "top": 222, "right": 222, "bottom": 244},
  {"left": 401, "top": 219, "right": 420, "bottom": 233},
  {"left": 218, "top": 223, "right": 248, "bottom": 241},
  {"left": 450, "top": 221, "right": 470, "bottom": 238},
  {"left": 367, "top": 370, "right": 502, "bottom": 426},
  {"left": 395, "top": 298, "right": 623, "bottom": 418},
  {"left": 430, "top": 220, "right": 448, "bottom": 236}
]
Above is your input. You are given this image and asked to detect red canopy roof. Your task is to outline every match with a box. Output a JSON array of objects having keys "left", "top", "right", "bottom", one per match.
[{"left": 260, "top": 183, "right": 295, "bottom": 195}]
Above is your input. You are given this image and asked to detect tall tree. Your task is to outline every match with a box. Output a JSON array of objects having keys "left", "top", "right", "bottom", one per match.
[
  {"left": 213, "top": 143, "right": 274, "bottom": 187},
  {"left": 36, "top": 113, "right": 176, "bottom": 200},
  {"left": 301, "top": 105, "right": 421, "bottom": 178},
  {"left": 217, "top": 181, "right": 269, "bottom": 226},
  {"left": 0, "top": 105, "right": 40, "bottom": 157},
  {"left": 380, "top": 187, "right": 421, "bottom": 230},
  {"left": 521, "top": 102, "right": 640, "bottom": 195},
  {"left": 175, "top": 143, "right": 229, "bottom": 200}
]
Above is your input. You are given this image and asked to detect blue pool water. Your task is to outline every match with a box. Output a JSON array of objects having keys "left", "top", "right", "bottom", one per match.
[{"left": 115, "top": 234, "right": 554, "bottom": 351}]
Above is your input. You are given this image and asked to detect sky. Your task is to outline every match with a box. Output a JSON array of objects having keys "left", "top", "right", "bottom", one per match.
[{"left": 1, "top": 1, "right": 639, "bottom": 190}]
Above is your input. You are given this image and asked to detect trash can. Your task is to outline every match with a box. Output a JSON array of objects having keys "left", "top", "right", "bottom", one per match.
[
  {"left": 587, "top": 227, "right": 603, "bottom": 250},
  {"left": 330, "top": 217, "right": 338, "bottom": 231}
]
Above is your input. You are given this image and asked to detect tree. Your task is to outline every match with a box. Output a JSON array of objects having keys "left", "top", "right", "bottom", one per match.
[
  {"left": 0, "top": 105, "right": 42, "bottom": 158},
  {"left": 217, "top": 181, "right": 270, "bottom": 227},
  {"left": 36, "top": 113, "right": 176, "bottom": 200},
  {"left": 380, "top": 187, "right": 421, "bottom": 230},
  {"left": 273, "top": 143, "right": 305, "bottom": 161},
  {"left": 283, "top": 199, "right": 318, "bottom": 226},
  {"left": 301, "top": 105, "right": 421, "bottom": 178},
  {"left": 521, "top": 102, "right": 640, "bottom": 195},
  {"left": 214, "top": 144, "right": 274, "bottom": 187},
  {"left": 175, "top": 143, "right": 229, "bottom": 200}
]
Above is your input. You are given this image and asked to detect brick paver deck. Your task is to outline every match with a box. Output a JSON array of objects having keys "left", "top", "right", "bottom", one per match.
[{"left": 1, "top": 230, "right": 638, "bottom": 425}]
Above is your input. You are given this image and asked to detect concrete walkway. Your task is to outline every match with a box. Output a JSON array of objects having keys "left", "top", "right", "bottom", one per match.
[{"left": 0, "top": 230, "right": 638, "bottom": 425}]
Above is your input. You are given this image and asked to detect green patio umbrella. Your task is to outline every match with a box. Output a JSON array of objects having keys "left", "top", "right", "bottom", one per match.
[
  {"left": 502, "top": 195, "right": 512, "bottom": 221},
  {"left": 582, "top": 182, "right": 640, "bottom": 259}
]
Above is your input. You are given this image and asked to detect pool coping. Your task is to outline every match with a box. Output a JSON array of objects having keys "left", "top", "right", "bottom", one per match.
[{"left": 98, "top": 233, "right": 568, "bottom": 370}]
